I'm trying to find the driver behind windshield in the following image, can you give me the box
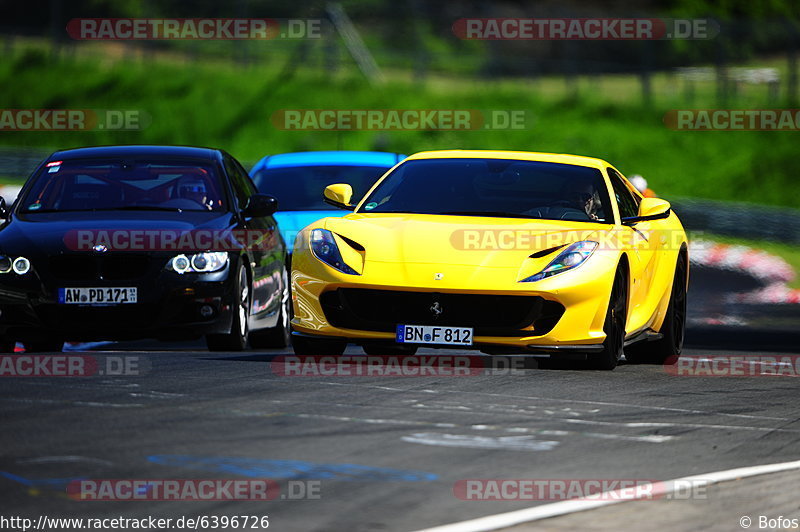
[571,181,603,221]
[20,161,226,213]
[175,177,213,210]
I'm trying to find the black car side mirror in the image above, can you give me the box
[0,196,8,219]
[242,193,278,217]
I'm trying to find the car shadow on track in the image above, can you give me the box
[685,327,800,354]
[200,351,633,373]
[201,353,288,363]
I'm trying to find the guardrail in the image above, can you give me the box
[0,147,49,178]
[671,198,800,245]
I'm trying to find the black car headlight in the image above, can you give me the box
[310,229,359,275]
[167,252,228,274]
[520,241,598,282]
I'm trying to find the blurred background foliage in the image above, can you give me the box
[0,0,799,207]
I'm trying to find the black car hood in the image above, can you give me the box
[0,211,237,255]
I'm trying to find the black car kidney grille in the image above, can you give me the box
[49,254,151,281]
[49,255,96,281]
[320,288,565,337]
[102,255,150,280]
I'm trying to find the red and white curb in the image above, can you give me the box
[732,283,800,305]
[689,240,800,304]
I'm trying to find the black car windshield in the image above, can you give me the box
[251,165,389,211]
[357,158,612,223]
[19,159,227,213]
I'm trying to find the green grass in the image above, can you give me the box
[2,45,800,208]
[700,233,800,289]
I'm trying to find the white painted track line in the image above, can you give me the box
[413,459,800,532]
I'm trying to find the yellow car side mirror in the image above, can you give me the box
[623,198,671,224]
[323,183,354,211]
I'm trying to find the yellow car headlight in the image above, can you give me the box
[520,241,598,282]
[310,229,359,275]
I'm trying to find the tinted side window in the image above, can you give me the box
[234,159,259,196]
[613,169,641,209]
[607,168,639,219]
[224,156,252,209]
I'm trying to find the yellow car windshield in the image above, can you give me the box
[358,158,611,223]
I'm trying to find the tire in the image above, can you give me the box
[588,266,628,370]
[291,334,347,357]
[206,262,250,352]
[362,344,418,356]
[25,337,64,353]
[626,253,687,365]
[249,278,291,349]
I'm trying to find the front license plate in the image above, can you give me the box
[396,325,473,346]
[58,287,138,305]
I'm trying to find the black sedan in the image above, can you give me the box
[0,145,290,352]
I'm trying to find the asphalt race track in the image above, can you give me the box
[1,267,799,531]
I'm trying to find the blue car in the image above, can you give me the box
[249,151,404,258]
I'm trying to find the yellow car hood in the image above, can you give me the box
[324,213,606,269]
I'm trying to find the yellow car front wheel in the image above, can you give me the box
[626,253,688,365]
[589,266,628,370]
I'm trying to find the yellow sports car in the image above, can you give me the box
[290,150,688,370]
